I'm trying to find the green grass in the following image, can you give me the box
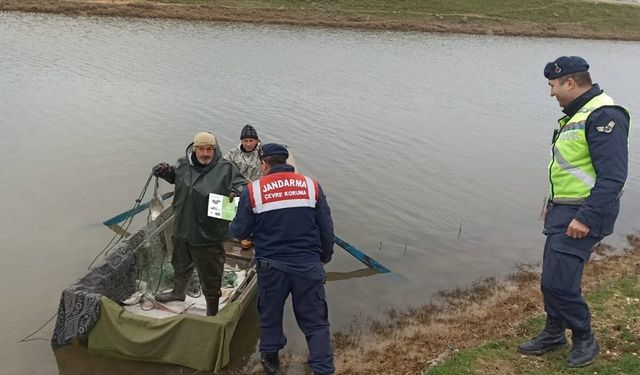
[425,340,640,375]
[425,275,640,375]
[153,0,640,37]
[5,0,640,39]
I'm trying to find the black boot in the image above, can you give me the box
[518,317,567,355]
[154,279,187,303]
[260,352,280,375]
[568,330,599,367]
[205,297,219,316]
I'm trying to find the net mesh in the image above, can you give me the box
[132,217,239,297]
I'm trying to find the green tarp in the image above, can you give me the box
[88,297,243,372]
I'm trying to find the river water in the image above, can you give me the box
[1,11,639,374]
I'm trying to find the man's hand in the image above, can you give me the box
[228,190,238,202]
[566,219,590,239]
[152,163,168,177]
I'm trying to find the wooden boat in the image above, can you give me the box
[51,204,257,373]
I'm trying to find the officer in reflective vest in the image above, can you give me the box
[518,56,630,368]
[229,143,335,375]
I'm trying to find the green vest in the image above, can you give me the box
[549,92,628,204]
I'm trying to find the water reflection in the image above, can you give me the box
[55,344,197,375]
[326,267,379,281]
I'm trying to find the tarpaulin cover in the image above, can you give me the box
[88,297,242,372]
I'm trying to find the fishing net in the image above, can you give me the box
[132,218,204,297]
[132,216,241,299]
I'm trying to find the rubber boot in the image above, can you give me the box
[518,317,567,355]
[260,352,280,375]
[568,330,599,367]
[154,279,188,303]
[205,296,219,316]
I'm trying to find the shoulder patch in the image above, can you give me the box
[596,120,615,133]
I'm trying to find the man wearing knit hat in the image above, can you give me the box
[517,56,630,368]
[224,124,263,250]
[224,124,263,182]
[151,132,246,316]
[230,143,335,375]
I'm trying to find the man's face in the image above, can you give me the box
[242,138,258,152]
[195,145,215,165]
[548,78,574,108]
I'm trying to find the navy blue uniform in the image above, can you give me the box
[543,84,629,333]
[229,164,335,375]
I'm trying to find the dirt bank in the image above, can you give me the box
[222,235,639,374]
[330,235,640,375]
[3,0,640,41]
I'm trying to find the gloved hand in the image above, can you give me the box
[152,163,169,177]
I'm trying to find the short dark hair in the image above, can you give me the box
[559,71,592,87]
[262,155,287,166]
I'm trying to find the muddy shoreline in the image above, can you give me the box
[3,0,640,41]
[223,236,640,374]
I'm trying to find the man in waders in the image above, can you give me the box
[518,56,630,367]
[152,132,246,316]
[229,143,335,375]
[224,124,263,250]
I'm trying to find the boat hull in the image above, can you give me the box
[52,205,256,372]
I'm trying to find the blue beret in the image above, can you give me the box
[260,143,289,159]
[544,56,589,80]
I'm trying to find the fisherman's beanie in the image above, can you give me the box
[240,124,258,140]
[193,132,216,147]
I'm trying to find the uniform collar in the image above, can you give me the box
[267,164,295,174]
[562,84,602,117]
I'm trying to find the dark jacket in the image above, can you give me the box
[228,164,334,279]
[161,143,246,245]
[545,84,630,238]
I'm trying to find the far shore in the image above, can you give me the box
[3,0,640,41]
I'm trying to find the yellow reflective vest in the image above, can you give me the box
[549,93,629,204]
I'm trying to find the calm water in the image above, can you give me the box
[1,11,639,374]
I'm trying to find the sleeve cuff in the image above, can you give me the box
[574,209,595,230]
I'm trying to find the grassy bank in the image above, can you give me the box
[426,274,640,374]
[3,0,640,40]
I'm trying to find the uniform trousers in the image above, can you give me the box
[541,233,602,332]
[256,259,334,375]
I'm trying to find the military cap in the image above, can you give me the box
[544,56,589,80]
[260,143,289,159]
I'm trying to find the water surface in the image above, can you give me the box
[1,12,639,374]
